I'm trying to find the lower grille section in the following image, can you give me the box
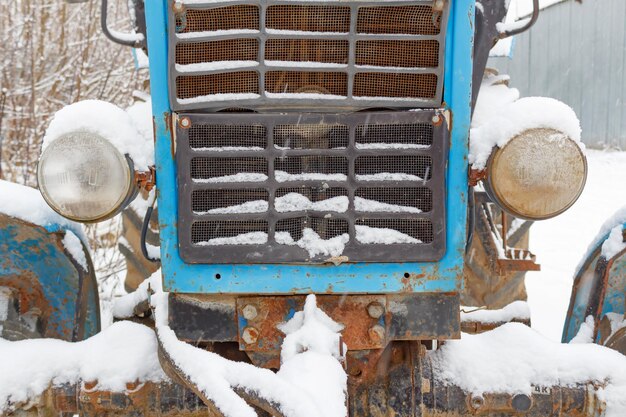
[176,111,448,264]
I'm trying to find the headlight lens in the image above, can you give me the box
[486,128,587,220]
[38,131,136,222]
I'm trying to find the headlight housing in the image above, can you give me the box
[485,128,587,220]
[37,131,138,223]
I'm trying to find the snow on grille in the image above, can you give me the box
[169,1,448,110]
[176,111,447,263]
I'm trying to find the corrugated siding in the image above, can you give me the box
[489,0,626,148]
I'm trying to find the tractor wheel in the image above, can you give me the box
[462,197,532,309]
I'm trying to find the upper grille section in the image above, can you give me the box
[169,0,449,111]
[176,110,448,264]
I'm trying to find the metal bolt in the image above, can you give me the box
[432,114,441,124]
[242,326,259,344]
[367,302,384,319]
[470,395,484,410]
[172,1,184,12]
[368,324,385,343]
[242,304,258,320]
[179,117,191,128]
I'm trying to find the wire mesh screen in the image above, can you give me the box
[176,111,448,264]
[168,0,448,110]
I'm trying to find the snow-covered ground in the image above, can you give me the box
[527,149,626,341]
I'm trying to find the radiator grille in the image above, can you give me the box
[169,0,448,110]
[176,111,448,263]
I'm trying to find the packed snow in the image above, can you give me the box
[265,92,348,101]
[276,229,349,258]
[193,173,268,183]
[42,100,154,171]
[356,172,423,182]
[354,196,422,213]
[460,301,530,324]
[355,225,420,244]
[265,61,347,69]
[61,230,88,271]
[470,83,582,169]
[0,321,166,413]
[196,231,268,246]
[175,60,258,73]
[176,29,259,40]
[274,171,347,182]
[196,200,269,215]
[275,193,348,213]
[0,180,84,239]
[355,142,429,150]
[178,93,261,105]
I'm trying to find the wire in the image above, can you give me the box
[141,192,160,263]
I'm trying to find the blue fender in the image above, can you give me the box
[563,221,626,344]
[0,213,100,341]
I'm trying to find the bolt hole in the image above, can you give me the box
[215,274,221,280]
[404,272,410,278]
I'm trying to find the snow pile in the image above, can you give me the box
[197,231,268,246]
[276,295,348,417]
[62,230,88,271]
[43,100,154,171]
[176,60,258,73]
[0,321,166,413]
[601,224,626,259]
[276,229,349,258]
[0,180,84,239]
[460,301,530,324]
[275,193,349,213]
[431,323,626,416]
[570,315,595,344]
[126,99,154,144]
[355,225,420,244]
[469,78,582,169]
[355,142,429,150]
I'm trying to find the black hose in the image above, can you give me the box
[141,198,160,263]
[465,186,475,254]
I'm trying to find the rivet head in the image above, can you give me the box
[242,304,258,320]
[432,114,441,124]
[242,326,259,344]
[368,324,385,343]
[367,302,385,319]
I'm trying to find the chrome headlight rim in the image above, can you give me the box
[484,128,588,221]
[37,131,139,223]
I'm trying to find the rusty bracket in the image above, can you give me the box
[468,168,487,187]
[135,166,156,192]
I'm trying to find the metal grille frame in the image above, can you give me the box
[168,0,449,111]
[176,110,448,264]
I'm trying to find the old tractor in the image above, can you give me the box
[3,0,616,415]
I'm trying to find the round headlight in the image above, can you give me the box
[485,128,587,220]
[38,131,137,222]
